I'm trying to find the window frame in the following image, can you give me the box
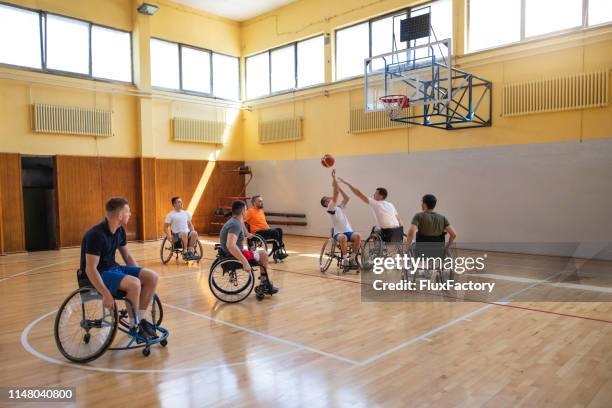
[151,36,240,101]
[467,0,612,54]
[0,2,134,85]
[245,33,325,100]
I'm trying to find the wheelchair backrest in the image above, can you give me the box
[414,233,446,259]
[76,269,91,288]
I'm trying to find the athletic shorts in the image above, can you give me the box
[334,231,353,241]
[100,265,142,298]
[241,249,260,262]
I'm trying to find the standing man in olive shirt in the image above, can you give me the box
[406,194,457,247]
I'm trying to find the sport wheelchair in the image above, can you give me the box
[403,234,456,284]
[244,222,287,263]
[208,244,276,303]
[360,226,407,271]
[54,270,169,363]
[160,234,203,264]
[319,230,360,274]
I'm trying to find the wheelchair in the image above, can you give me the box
[245,223,287,263]
[54,270,169,363]
[208,244,274,303]
[360,226,407,271]
[403,234,456,284]
[160,233,203,264]
[319,230,361,274]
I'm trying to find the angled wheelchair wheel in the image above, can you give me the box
[319,238,335,273]
[209,258,255,303]
[160,237,175,264]
[193,240,204,261]
[436,246,456,283]
[247,235,268,254]
[149,294,164,326]
[361,234,383,271]
[54,287,118,363]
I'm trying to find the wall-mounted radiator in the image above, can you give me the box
[32,103,113,137]
[349,108,409,133]
[258,117,302,144]
[172,117,226,144]
[501,70,609,117]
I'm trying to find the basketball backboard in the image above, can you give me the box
[365,38,452,112]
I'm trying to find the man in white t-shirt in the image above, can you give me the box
[164,197,199,260]
[338,178,404,242]
[320,170,361,266]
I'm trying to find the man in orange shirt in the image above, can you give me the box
[246,195,288,260]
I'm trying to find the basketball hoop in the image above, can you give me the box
[379,95,409,120]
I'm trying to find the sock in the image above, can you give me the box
[137,310,146,321]
[130,316,138,327]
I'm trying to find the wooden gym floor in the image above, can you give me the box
[1,235,611,407]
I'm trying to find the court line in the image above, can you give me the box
[359,268,571,365]
[0,260,74,283]
[268,265,612,324]
[21,309,302,374]
[358,304,495,366]
[165,304,361,366]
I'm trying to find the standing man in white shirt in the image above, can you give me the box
[338,178,404,242]
[164,197,199,260]
[320,170,361,266]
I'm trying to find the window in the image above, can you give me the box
[525,0,582,37]
[270,44,295,93]
[0,4,41,69]
[469,0,612,52]
[336,22,369,80]
[46,14,89,74]
[589,0,612,26]
[469,0,521,52]
[181,46,211,94]
[92,26,131,82]
[411,0,452,62]
[212,53,239,100]
[297,35,325,87]
[246,52,270,99]
[151,38,240,98]
[0,4,133,82]
[150,39,180,89]
[336,1,452,79]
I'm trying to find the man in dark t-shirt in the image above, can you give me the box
[80,197,159,339]
[406,194,457,246]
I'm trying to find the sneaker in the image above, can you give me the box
[263,282,279,295]
[139,319,158,339]
[276,251,288,260]
[260,276,279,294]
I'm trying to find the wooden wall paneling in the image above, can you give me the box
[0,153,25,252]
[140,158,158,241]
[99,158,141,241]
[0,169,4,254]
[55,156,103,247]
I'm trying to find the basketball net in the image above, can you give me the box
[379,95,409,120]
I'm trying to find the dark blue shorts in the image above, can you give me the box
[334,231,353,241]
[100,266,142,298]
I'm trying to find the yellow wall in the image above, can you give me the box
[0,0,611,163]
[0,0,243,161]
[240,0,612,161]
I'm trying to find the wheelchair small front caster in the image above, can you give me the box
[83,333,90,344]
[160,339,168,347]
[143,347,151,357]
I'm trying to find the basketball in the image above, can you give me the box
[321,154,335,168]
